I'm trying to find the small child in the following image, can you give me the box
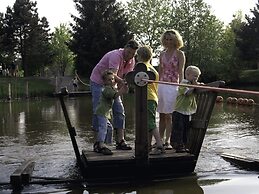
[171,65,201,153]
[94,70,129,155]
[136,45,165,155]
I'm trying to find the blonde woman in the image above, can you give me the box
[157,29,185,149]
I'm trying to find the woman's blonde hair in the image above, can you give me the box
[161,29,184,49]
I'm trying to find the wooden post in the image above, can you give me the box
[10,159,35,190]
[125,63,156,168]
[8,83,11,100]
[135,83,149,164]
[57,87,84,174]
[55,76,58,93]
[25,81,29,98]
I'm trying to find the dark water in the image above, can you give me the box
[1,94,259,193]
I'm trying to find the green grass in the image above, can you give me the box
[239,69,259,83]
[0,77,55,100]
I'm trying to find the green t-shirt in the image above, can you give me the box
[95,85,117,119]
[175,79,197,115]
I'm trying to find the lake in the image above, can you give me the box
[0,93,259,193]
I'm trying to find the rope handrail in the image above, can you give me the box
[75,70,90,87]
[142,79,259,96]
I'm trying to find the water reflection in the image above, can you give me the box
[67,176,204,194]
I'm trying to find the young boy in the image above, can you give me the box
[136,45,165,155]
[94,70,129,155]
[170,65,201,153]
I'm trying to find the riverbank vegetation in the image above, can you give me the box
[0,0,259,86]
[0,77,55,100]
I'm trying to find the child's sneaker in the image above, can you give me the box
[149,146,165,155]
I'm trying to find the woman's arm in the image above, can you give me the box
[158,53,163,76]
[177,50,186,82]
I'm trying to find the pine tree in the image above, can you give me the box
[70,0,132,76]
[235,0,259,69]
[12,0,52,76]
[0,7,17,67]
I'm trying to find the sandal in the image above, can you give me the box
[99,147,113,155]
[164,142,173,150]
[93,142,113,155]
[116,140,132,150]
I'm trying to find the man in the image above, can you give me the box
[90,40,139,150]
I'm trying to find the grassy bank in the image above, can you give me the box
[238,69,259,84]
[0,77,55,100]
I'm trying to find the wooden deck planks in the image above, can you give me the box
[82,148,194,161]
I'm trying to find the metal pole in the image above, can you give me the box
[57,89,84,173]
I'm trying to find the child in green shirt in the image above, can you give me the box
[94,70,128,155]
[171,65,201,153]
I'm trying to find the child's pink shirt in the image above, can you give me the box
[90,49,135,85]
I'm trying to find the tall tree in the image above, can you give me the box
[12,0,52,76]
[170,0,224,81]
[70,0,132,76]
[235,0,259,69]
[126,0,172,53]
[217,11,243,82]
[50,24,75,76]
[0,7,17,67]
[124,0,225,81]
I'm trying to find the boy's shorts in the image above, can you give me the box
[147,100,157,132]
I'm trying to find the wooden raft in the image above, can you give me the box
[78,63,225,184]
[81,148,196,184]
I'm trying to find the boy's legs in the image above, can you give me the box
[105,121,113,144]
[171,111,189,152]
[148,100,164,155]
[94,115,113,155]
[90,81,114,144]
[96,115,108,146]
[171,111,183,149]
[183,115,191,149]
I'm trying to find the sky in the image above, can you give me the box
[0,0,258,31]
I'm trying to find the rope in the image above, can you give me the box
[75,70,90,87]
[142,79,259,96]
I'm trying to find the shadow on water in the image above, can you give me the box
[1,92,259,193]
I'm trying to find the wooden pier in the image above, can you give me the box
[57,63,225,185]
